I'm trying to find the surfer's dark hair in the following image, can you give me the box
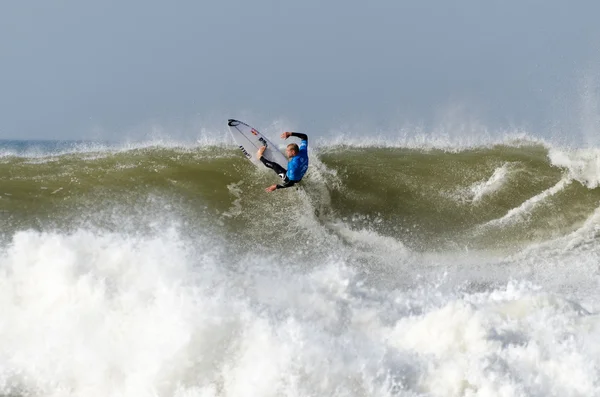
[287,143,299,154]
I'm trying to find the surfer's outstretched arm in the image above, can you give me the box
[281,132,308,142]
[291,132,308,142]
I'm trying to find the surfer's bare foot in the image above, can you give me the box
[265,184,277,192]
[257,146,266,159]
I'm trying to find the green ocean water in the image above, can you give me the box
[1,142,597,252]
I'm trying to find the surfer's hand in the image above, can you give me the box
[257,146,266,159]
[281,132,291,139]
[266,184,278,192]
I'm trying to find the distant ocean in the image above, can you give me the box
[1,135,600,396]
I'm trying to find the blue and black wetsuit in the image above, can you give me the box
[260,133,308,189]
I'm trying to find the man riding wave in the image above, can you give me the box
[257,131,309,192]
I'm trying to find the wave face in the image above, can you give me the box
[1,139,600,396]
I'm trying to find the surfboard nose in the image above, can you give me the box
[228,119,240,127]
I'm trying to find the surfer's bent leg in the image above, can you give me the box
[259,157,298,189]
[259,157,286,177]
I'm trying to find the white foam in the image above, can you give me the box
[3,122,597,168]
[447,163,514,204]
[549,147,600,188]
[477,146,600,230]
[521,204,600,256]
[221,181,245,219]
[0,136,232,160]
[315,126,548,152]
[0,228,599,396]
[470,163,512,202]
[0,228,227,396]
[0,122,558,161]
[387,281,600,397]
[482,178,572,228]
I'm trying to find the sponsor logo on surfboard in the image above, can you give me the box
[258,137,268,147]
[238,145,251,158]
[250,129,259,136]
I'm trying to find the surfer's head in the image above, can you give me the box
[286,143,299,158]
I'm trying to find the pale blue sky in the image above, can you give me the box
[1,0,599,140]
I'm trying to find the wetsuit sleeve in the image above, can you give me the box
[290,132,308,142]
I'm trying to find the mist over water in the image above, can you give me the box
[1,129,600,397]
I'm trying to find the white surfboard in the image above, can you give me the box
[227,119,288,169]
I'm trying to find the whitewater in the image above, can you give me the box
[1,133,600,397]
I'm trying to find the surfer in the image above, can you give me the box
[257,132,309,192]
